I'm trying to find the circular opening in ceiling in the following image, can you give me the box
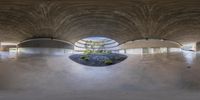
[69,37,127,67]
[74,37,119,52]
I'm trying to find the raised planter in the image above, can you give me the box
[69,53,127,67]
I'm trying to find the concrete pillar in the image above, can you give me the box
[0,42,2,51]
[193,43,197,51]
[196,42,200,51]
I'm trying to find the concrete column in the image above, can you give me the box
[196,42,200,51]
[193,43,197,51]
[0,42,2,51]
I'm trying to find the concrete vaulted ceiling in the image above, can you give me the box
[0,0,200,45]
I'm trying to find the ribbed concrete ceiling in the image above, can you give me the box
[0,0,200,44]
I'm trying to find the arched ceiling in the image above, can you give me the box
[0,0,200,44]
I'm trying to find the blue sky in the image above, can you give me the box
[83,37,109,41]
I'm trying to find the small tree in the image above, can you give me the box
[83,40,108,54]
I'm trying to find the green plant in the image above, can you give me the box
[83,50,93,55]
[106,50,112,54]
[80,55,89,61]
[104,59,113,65]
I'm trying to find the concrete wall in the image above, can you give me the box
[18,39,74,49]
[17,39,74,55]
[119,39,181,49]
[0,45,16,51]
[18,48,73,55]
[118,39,181,54]
[196,42,200,51]
[119,48,181,54]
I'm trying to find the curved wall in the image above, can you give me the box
[119,39,181,49]
[18,39,74,55]
[118,39,181,54]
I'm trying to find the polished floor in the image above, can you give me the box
[0,51,200,100]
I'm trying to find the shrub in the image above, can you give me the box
[83,50,93,55]
[104,59,113,65]
[80,55,89,61]
[83,50,112,55]
[106,50,112,54]
[94,50,103,54]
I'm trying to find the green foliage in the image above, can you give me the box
[106,50,112,54]
[80,55,89,61]
[83,49,112,55]
[84,39,109,54]
[104,59,113,65]
[83,50,93,55]
[94,50,105,54]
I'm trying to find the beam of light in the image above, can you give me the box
[182,50,196,66]
[1,42,18,46]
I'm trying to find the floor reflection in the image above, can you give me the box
[0,51,200,100]
[182,51,196,66]
[0,52,17,59]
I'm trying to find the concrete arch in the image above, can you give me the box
[17,38,74,55]
[119,39,181,49]
[0,0,199,45]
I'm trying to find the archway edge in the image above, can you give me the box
[119,39,182,49]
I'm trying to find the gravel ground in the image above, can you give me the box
[69,53,127,66]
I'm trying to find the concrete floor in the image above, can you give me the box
[0,51,200,100]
